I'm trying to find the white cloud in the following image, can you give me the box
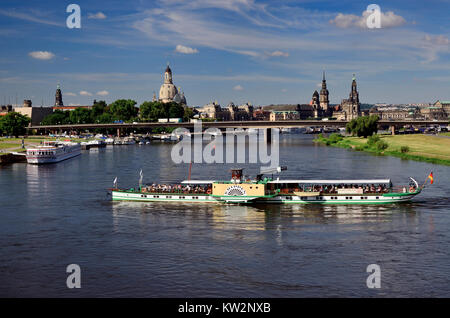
[0,9,63,27]
[96,90,109,96]
[65,92,77,96]
[132,8,328,58]
[175,44,199,54]
[28,51,55,60]
[88,12,107,20]
[233,85,244,91]
[79,91,93,96]
[330,10,405,29]
[421,34,450,63]
[268,50,289,57]
[424,34,450,46]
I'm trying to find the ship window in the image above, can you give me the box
[376,197,379,199]
[256,187,258,189]
[166,196,171,199]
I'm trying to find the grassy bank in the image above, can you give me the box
[0,136,59,154]
[315,133,450,166]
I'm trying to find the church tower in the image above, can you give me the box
[349,74,359,105]
[339,74,361,120]
[164,65,173,84]
[55,83,63,107]
[159,64,178,103]
[319,71,330,115]
[312,90,321,118]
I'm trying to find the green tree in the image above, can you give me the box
[96,112,114,123]
[41,110,70,125]
[91,100,107,120]
[167,102,184,119]
[109,99,138,121]
[139,101,161,121]
[69,107,93,124]
[0,112,31,137]
[346,115,379,138]
[183,107,195,122]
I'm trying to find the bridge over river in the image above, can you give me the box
[28,119,448,136]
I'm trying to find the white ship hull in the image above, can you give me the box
[26,143,81,164]
[112,190,419,204]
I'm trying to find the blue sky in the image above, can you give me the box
[0,0,449,107]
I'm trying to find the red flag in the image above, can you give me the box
[428,172,434,185]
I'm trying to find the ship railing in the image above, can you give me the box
[274,187,417,195]
[141,189,212,195]
[388,186,418,194]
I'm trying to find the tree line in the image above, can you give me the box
[41,100,194,125]
[0,112,30,137]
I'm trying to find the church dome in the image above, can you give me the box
[173,93,182,104]
[159,84,178,103]
[159,64,178,103]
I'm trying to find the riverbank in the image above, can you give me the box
[315,133,450,166]
[0,137,58,154]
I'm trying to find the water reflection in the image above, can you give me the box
[110,198,420,232]
[3,134,448,297]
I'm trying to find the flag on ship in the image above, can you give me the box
[139,169,143,187]
[427,172,434,184]
[113,177,118,188]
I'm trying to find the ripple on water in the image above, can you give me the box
[0,135,449,297]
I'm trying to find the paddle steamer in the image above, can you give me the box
[111,167,423,204]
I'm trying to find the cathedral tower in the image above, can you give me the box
[339,74,361,120]
[55,83,63,107]
[319,71,330,115]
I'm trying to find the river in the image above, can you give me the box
[0,134,449,297]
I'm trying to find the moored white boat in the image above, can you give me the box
[26,141,81,164]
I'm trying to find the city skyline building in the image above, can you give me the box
[55,83,64,107]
